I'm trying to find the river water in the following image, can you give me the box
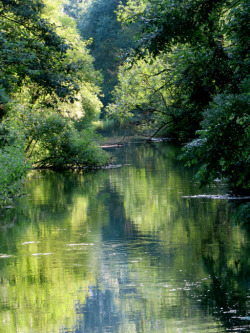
[0,141,249,333]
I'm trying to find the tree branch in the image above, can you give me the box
[137,67,171,78]
[146,119,175,143]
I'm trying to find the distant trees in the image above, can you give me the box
[107,0,250,193]
[67,0,137,110]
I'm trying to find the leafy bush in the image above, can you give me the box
[181,91,250,193]
[0,105,109,206]
[31,122,109,169]
[5,107,109,169]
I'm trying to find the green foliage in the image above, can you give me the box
[0,102,109,204]
[0,0,104,115]
[0,125,29,206]
[0,0,77,110]
[0,0,110,204]
[118,0,248,58]
[110,0,250,192]
[181,91,250,192]
[106,54,176,135]
[4,106,109,170]
[107,46,219,139]
[64,0,87,19]
[74,0,137,110]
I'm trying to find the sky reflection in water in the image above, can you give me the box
[0,142,249,333]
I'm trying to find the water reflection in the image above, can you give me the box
[0,143,249,333]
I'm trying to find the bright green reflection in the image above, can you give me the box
[0,143,249,333]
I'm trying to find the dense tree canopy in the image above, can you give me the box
[0,0,76,112]
[108,0,250,193]
[0,0,109,206]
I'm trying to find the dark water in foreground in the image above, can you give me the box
[0,142,249,333]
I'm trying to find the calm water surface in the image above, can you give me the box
[0,142,249,333]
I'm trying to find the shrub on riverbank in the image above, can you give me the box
[181,91,250,194]
[0,109,109,206]
[7,107,109,170]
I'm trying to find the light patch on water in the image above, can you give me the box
[66,243,94,246]
[102,164,122,169]
[182,194,250,200]
[238,317,250,321]
[31,253,52,256]
[22,241,38,245]
[0,254,13,258]
[224,310,237,314]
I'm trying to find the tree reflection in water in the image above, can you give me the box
[0,142,249,333]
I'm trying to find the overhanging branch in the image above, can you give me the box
[146,119,175,142]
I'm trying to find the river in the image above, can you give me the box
[0,140,249,332]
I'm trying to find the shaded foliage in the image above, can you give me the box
[0,0,79,116]
[108,0,250,192]
[181,91,250,192]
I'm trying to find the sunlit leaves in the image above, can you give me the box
[0,0,102,107]
[4,106,109,169]
[0,0,110,203]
